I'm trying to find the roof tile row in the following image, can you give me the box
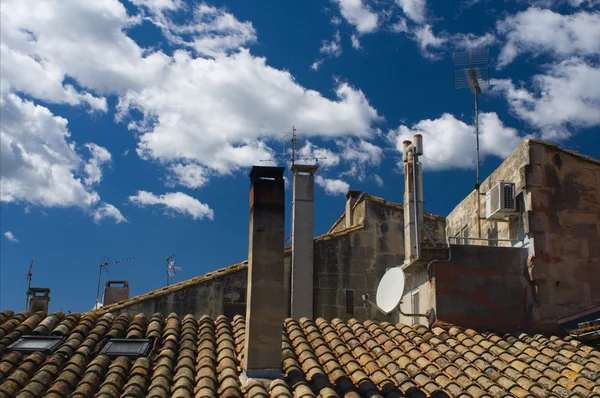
[0,309,599,397]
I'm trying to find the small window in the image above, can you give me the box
[8,335,64,354]
[100,338,152,359]
[411,290,420,325]
[345,290,355,316]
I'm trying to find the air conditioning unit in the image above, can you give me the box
[485,182,517,221]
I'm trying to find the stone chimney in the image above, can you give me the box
[345,190,361,228]
[28,287,50,315]
[243,165,286,382]
[403,135,424,263]
[290,164,318,319]
[103,280,130,306]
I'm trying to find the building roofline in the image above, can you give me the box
[526,139,600,167]
[96,223,367,313]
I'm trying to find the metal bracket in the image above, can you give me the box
[361,294,430,318]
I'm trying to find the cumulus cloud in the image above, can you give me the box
[0,88,126,222]
[129,190,214,220]
[167,163,210,189]
[117,50,380,174]
[492,58,600,139]
[336,139,383,180]
[396,0,427,23]
[497,8,600,68]
[331,0,379,33]
[4,231,19,243]
[388,112,525,171]
[83,144,112,186]
[312,30,343,70]
[93,203,128,224]
[133,1,257,57]
[315,175,350,195]
[296,141,341,168]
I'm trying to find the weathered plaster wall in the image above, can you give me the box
[399,267,435,327]
[106,269,248,319]
[434,245,533,332]
[446,140,600,328]
[526,142,600,323]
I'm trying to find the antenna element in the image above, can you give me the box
[25,260,34,310]
[166,255,181,286]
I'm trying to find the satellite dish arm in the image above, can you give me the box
[361,294,431,318]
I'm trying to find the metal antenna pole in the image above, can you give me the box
[25,260,34,310]
[452,48,489,239]
[95,256,135,307]
[291,126,297,168]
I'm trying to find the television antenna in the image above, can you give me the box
[453,48,490,239]
[25,260,34,310]
[166,254,181,286]
[260,126,327,167]
[95,256,135,307]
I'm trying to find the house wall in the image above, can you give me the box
[446,140,600,328]
[433,244,533,332]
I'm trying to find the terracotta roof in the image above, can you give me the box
[1,310,599,397]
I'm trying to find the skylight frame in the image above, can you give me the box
[99,338,153,359]
[8,335,65,354]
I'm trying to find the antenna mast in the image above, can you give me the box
[25,260,34,310]
[166,254,181,286]
[95,256,135,307]
[452,48,490,239]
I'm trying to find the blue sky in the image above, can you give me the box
[1,0,599,313]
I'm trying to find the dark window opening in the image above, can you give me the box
[8,335,64,354]
[100,338,152,359]
[345,290,355,316]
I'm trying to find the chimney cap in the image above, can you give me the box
[345,190,362,199]
[105,280,129,288]
[28,287,50,296]
[249,166,285,181]
[291,164,318,173]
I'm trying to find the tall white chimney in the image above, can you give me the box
[404,135,424,263]
[290,164,317,319]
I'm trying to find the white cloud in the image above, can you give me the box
[388,112,524,171]
[452,32,496,50]
[117,50,380,174]
[491,58,600,139]
[136,2,258,57]
[412,25,447,58]
[129,190,214,220]
[168,163,210,189]
[310,60,324,71]
[336,139,383,180]
[93,203,128,224]
[320,31,342,57]
[83,143,112,186]
[497,8,600,68]
[396,0,427,23]
[4,231,19,243]
[351,34,361,49]
[331,0,379,33]
[374,174,384,186]
[315,175,350,195]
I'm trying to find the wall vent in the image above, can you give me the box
[485,182,518,221]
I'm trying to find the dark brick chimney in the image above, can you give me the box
[103,280,130,306]
[242,166,286,382]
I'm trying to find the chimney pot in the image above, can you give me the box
[243,165,286,382]
[28,287,50,315]
[345,190,361,228]
[103,280,130,306]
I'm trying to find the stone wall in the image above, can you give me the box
[526,142,600,323]
[101,194,448,322]
[446,139,600,328]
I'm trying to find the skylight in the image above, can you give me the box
[99,338,152,359]
[8,335,64,354]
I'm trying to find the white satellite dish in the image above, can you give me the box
[376,267,406,314]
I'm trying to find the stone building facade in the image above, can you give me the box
[446,139,600,326]
[96,193,447,322]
